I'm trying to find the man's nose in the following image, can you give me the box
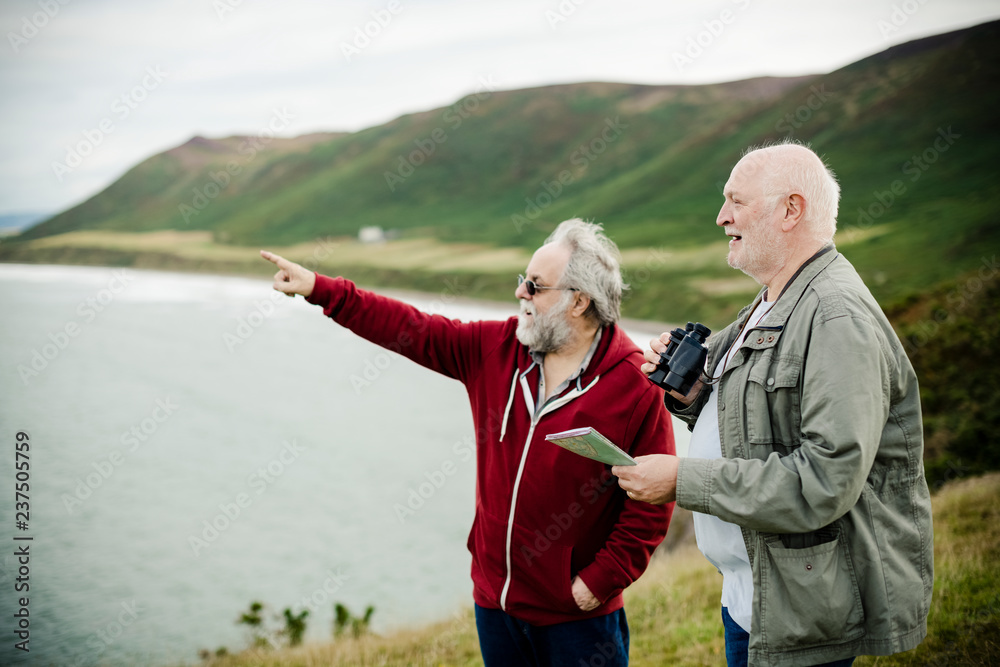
[716,203,731,227]
[515,281,531,300]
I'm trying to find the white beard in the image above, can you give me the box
[729,214,786,285]
[515,291,574,353]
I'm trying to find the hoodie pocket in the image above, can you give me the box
[759,533,865,650]
[469,510,508,601]
[508,522,579,614]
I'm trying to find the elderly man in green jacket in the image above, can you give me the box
[614,142,933,666]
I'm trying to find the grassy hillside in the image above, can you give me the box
[6,21,1000,319]
[887,263,1000,488]
[185,472,1000,666]
[18,76,813,248]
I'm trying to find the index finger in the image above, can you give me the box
[260,250,289,269]
[648,336,667,355]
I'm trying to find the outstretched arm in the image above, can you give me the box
[260,250,316,297]
[261,250,502,384]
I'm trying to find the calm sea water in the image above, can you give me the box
[0,264,687,666]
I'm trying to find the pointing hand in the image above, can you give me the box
[260,250,316,298]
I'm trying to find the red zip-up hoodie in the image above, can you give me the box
[306,275,674,625]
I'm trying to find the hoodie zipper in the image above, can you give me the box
[498,372,599,611]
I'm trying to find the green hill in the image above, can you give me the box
[19,75,815,247]
[10,20,1000,316]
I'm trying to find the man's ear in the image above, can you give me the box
[572,292,591,319]
[781,193,806,232]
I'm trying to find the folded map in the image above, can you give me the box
[544,427,636,466]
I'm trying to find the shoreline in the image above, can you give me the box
[0,259,684,335]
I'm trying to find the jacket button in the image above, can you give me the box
[767,335,775,343]
[720,402,725,411]
[805,563,813,571]
[767,378,775,386]
[756,337,764,344]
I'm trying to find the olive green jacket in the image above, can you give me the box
[669,248,933,666]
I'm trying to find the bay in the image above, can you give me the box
[0,264,687,666]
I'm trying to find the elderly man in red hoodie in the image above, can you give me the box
[261,218,674,666]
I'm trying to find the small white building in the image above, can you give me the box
[358,226,386,244]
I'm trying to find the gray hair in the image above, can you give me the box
[743,139,841,246]
[544,218,626,326]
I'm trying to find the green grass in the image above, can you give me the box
[186,473,1000,666]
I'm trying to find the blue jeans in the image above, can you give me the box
[475,604,629,667]
[722,607,855,667]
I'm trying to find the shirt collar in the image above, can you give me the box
[529,327,603,381]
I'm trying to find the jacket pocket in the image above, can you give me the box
[759,533,865,650]
[745,352,802,450]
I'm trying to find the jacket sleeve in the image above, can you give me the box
[675,310,890,534]
[578,382,675,602]
[305,273,493,384]
[664,383,710,430]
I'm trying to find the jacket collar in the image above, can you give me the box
[740,244,839,330]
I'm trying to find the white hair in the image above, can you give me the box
[742,140,841,246]
[544,218,626,327]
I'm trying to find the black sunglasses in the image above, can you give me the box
[517,275,579,296]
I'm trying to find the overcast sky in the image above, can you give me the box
[1,0,998,218]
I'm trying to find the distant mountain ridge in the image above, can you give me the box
[0,212,50,229]
[14,20,1000,306]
